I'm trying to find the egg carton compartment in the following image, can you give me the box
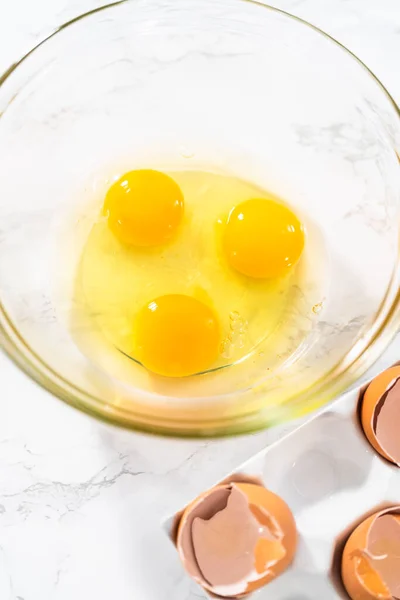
[163,364,400,600]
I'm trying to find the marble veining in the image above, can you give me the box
[1,1,400,599]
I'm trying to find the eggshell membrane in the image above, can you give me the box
[176,482,297,598]
[341,506,400,600]
[239,483,297,595]
[176,485,231,590]
[361,366,400,465]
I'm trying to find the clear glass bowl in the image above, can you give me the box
[1,0,400,437]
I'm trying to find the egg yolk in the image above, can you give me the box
[135,294,220,377]
[103,169,184,246]
[223,198,305,279]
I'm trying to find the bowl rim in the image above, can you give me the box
[1,0,400,437]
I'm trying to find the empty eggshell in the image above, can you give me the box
[341,506,400,600]
[361,366,400,466]
[176,482,297,598]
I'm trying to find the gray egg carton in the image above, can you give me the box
[163,363,400,599]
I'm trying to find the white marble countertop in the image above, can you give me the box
[1,1,400,599]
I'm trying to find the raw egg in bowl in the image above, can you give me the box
[0,0,400,436]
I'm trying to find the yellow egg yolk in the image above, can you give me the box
[135,294,220,377]
[103,169,184,246]
[223,198,305,279]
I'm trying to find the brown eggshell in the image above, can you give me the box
[341,506,400,600]
[176,485,231,591]
[361,366,400,465]
[238,483,297,595]
[176,482,297,598]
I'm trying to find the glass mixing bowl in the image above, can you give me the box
[1,0,400,437]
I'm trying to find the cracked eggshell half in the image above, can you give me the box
[361,366,400,466]
[341,506,400,600]
[176,482,297,598]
